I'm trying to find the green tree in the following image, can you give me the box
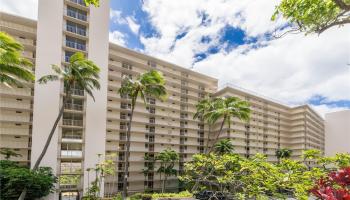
[272,0,350,35]
[18,52,100,200]
[118,69,167,199]
[142,153,155,191]
[0,160,56,200]
[275,148,292,163]
[84,0,99,6]
[213,139,234,155]
[156,148,179,193]
[207,97,250,152]
[0,31,34,87]
[193,96,216,153]
[0,148,22,160]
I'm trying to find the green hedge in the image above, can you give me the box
[129,191,192,200]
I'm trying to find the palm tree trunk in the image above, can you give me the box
[122,105,135,200]
[205,125,211,153]
[18,90,70,200]
[162,175,167,193]
[208,117,226,153]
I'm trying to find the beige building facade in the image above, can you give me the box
[325,110,350,156]
[0,6,324,199]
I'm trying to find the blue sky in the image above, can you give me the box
[1,0,350,116]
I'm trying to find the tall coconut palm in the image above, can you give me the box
[18,52,100,200]
[207,97,250,153]
[0,31,34,87]
[193,96,216,153]
[275,148,292,163]
[213,139,234,155]
[118,70,167,199]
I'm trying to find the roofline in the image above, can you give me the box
[109,42,218,83]
[0,11,37,27]
[215,85,324,119]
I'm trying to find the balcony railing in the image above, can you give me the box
[61,150,83,157]
[69,0,86,6]
[66,25,87,36]
[67,9,87,21]
[71,89,84,96]
[64,103,83,111]
[63,119,83,126]
[66,40,86,51]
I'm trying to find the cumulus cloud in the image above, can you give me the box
[126,16,140,35]
[140,0,350,115]
[109,30,127,46]
[0,0,38,19]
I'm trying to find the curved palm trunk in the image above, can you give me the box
[122,105,135,200]
[18,91,70,200]
[208,117,226,153]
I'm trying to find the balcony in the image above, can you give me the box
[65,40,86,51]
[69,0,86,6]
[71,89,84,96]
[66,9,87,21]
[66,25,86,36]
[64,103,83,111]
[61,150,83,158]
[62,119,83,126]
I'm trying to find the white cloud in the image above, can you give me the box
[126,16,140,35]
[109,30,127,47]
[0,0,38,19]
[140,0,350,112]
[110,8,127,25]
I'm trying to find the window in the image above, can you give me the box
[67,6,87,21]
[66,21,86,36]
[66,36,86,51]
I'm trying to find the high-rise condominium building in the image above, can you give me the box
[0,2,324,199]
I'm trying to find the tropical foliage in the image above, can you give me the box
[0,31,34,87]
[193,96,216,153]
[275,148,293,162]
[0,160,56,200]
[206,96,250,152]
[156,148,179,193]
[180,151,350,200]
[213,139,234,155]
[118,69,167,198]
[272,0,350,35]
[83,154,116,200]
[0,148,22,160]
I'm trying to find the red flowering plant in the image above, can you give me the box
[310,167,350,200]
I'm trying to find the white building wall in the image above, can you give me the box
[83,0,110,195]
[31,0,64,199]
[325,110,350,156]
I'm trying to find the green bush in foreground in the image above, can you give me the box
[127,191,192,200]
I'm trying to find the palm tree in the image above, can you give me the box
[276,148,292,163]
[118,70,167,199]
[213,139,234,155]
[156,148,179,193]
[18,52,100,200]
[193,96,216,153]
[207,97,250,153]
[0,31,34,87]
[0,148,22,160]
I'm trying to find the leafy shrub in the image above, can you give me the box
[151,191,192,199]
[0,160,56,200]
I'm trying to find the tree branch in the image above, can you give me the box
[317,19,350,34]
[332,0,350,10]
